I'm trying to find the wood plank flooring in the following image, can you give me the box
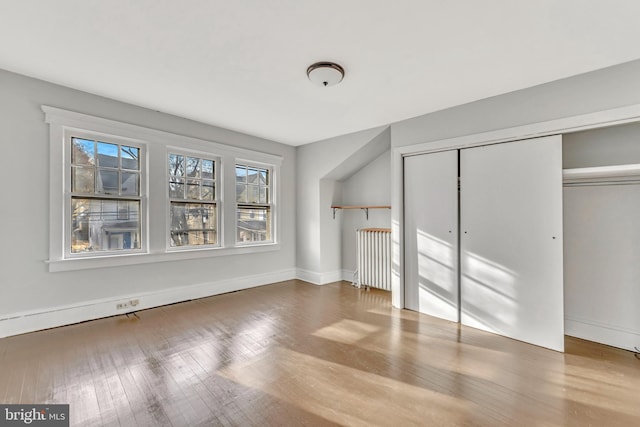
[1,280,638,426]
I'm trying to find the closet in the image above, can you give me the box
[561,123,640,351]
[404,150,459,323]
[404,135,565,351]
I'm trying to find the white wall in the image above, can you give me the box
[339,150,391,275]
[563,123,640,350]
[295,126,389,283]
[0,69,297,337]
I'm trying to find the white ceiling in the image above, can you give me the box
[2,1,640,146]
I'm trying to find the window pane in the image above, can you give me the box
[259,169,268,185]
[259,187,269,204]
[97,169,119,194]
[117,200,132,220]
[247,185,259,203]
[71,166,95,193]
[236,166,246,183]
[247,168,259,184]
[97,142,119,168]
[186,179,200,199]
[170,203,188,233]
[202,159,214,180]
[72,138,95,165]
[169,178,184,198]
[171,203,216,230]
[237,206,270,243]
[170,202,216,247]
[71,198,140,253]
[121,172,139,196]
[186,157,200,178]
[236,183,246,202]
[202,180,215,201]
[169,154,184,176]
[170,231,217,247]
[121,146,139,170]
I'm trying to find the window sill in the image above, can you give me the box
[46,243,281,272]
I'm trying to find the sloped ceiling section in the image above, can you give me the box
[324,127,391,182]
[1,1,640,145]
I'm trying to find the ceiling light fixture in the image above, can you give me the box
[307,62,345,87]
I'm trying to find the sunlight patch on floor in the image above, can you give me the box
[312,319,381,345]
[217,346,489,426]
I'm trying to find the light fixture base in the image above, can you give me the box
[307,62,345,87]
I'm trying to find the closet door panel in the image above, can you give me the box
[404,151,459,322]
[460,135,564,351]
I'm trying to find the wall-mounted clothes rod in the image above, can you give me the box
[331,205,391,220]
[563,180,640,187]
[563,164,640,187]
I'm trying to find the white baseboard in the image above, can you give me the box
[565,315,640,352]
[0,268,296,339]
[342,269,355,282]
[295,268,344,285]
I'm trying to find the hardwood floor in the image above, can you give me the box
[1,280,638,426]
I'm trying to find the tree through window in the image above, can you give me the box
[168,153,218,247]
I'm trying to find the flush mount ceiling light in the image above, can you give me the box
[307,62,345,87]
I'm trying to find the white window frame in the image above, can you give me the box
[166,148,221,250]
[65,129,147,259]
[44,106,282,272]
[235,161,276,245]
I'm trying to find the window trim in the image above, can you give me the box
[65,130,148,259]
[44,106,282,272]
[166,148,221,251]
[235,161,276,245]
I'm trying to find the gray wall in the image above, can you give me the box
[563,122,640,168]
[295,126,387,280]
[340,150,391,274]
[392,59,640,148]
[0,69,296,318]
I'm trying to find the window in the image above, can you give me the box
[45,106,282,272]
[168,153,218,247]
[236,164,272,243]
[69,137,143,255]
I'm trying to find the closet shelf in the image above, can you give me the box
[331,205,391,220]
[563,164,640,186]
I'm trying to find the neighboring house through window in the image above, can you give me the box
[69,135,145,256]
[236,164,273,243]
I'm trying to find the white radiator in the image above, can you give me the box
[355,228,392,291]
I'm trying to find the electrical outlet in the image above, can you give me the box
[116,299,140,310]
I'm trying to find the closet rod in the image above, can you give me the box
[563,180,640,187]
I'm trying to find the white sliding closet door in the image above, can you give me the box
[460,135,564,351]
[404,150,459,322]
